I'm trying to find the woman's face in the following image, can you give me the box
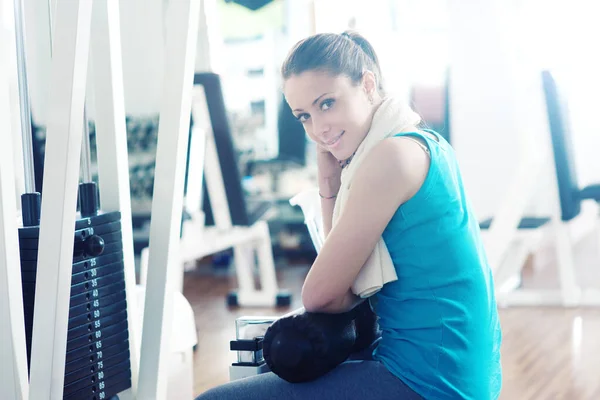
[284,70,376,160]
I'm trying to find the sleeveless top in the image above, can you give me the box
[371,130,502,399]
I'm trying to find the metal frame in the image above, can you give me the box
[169,83,282,307]
[491,166,600,308]
[480,99,600,307]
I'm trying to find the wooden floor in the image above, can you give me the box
[183,230,600,399]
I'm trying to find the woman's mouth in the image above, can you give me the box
[324,131,345,148]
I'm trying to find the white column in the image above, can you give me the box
[27,1,93,398]
[118,0,165,116]
[0,8,29,397]
[90,0,140,398]
[4,0,26,202]
[195,0,223,73]
[137,0,200,398]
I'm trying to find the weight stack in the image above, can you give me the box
[18,185,132,400]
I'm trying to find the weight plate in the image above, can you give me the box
[63,344,130,386]
[64,329,129,364]
[18,211,121,239]
[63,359,131,395]
[24,299,127,332]
[20,251,124,273]
[21,260,124,285]
[19,240,123,262]
[63,369,131,399]
[64,338,129,374]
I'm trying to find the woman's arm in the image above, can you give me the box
[302,137,430,313]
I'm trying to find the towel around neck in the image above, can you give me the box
[332,96,422,298]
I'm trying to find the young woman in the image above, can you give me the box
[197,31,502,400]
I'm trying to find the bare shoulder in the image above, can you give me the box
[353,134,431,203]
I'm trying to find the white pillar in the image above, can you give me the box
[137,0,200,398]
[90,1,140,397]
[0,5,29,396]
[28,1,93,398]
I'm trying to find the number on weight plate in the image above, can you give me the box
[99,382,105,390]
[90,258,97,267]
[86,218,91,226]
[99,392,105,400]
[98,371,104,380]
[91,279,98,287]
[92,289,99,297]
[96,350,103,359]
[95,331,101,339]
[96,341,102,349]
[91,268,97,277]
[93,299,99,307]
[97,361,104,369]
[94,310,100,318]
[94,320,101,329]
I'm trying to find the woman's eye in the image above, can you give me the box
[321,99,334,111]
[296,113,309,123]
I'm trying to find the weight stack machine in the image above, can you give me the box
[13,0,132,398]
[19,188,132,400]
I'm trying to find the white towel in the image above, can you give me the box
[332,96,422,298]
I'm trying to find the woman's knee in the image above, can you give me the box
[195,373,282,400]
[195,386,224,400]
[196,383,247,400]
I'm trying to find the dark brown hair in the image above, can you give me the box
[281,30,384,93]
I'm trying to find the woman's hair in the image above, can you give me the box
[281,30,384,93]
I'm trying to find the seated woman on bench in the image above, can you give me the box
[197,31,502,400]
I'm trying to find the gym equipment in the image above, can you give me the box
[19,204,132,399]
[142,72,292,307]
[245,94,308,192]
[542,71,600,220]
[478,70,600,307]
[2,0,203,398]
[13,0,132,395]
[195,73,274,229]
[228,315,278,381]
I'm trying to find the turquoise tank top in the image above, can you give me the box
[371,130,502,399]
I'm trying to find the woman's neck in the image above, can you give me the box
[339,97,386,168]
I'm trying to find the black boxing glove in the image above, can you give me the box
[352,299,381,353]
[262,301,379,383]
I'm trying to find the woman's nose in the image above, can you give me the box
[312,115,330,136]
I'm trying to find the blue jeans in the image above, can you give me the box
[196,342,423,400]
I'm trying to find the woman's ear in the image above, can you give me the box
[362,70,377,97]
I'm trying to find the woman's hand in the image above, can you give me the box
[316,145,341,180]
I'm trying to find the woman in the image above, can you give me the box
[197,31,502,400]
